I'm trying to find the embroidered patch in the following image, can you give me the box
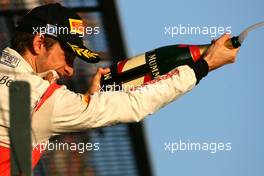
[69,18,84,35]
[46,24,58,37]
[0,51,21,68]
[67,42,98,59]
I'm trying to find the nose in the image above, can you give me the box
[64,65,74,77]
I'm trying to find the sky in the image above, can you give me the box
[117,0,264,175]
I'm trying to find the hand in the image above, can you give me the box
[204,34,240,71]
[86,67,110,95]
[41,70,60,84]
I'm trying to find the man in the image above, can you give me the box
[0,3,239,175]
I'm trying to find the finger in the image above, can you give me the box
[233,47,240,52]
[92,68,104,83]
[43,71,59,84]
[215,33,230,45]
[211,39,216,44]
[100,67,110,75]
[43,72,54,83]
[232,48,240,56]
[92,67,109,85]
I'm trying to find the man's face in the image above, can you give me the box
[36,42,75,77]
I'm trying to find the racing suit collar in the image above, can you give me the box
[2,47,60,83]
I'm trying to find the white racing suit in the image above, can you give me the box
[0,47,208,175]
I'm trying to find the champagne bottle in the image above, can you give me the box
[101,36,241,91]
[100,21,264,91]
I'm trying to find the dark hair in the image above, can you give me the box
[10,31,58,55]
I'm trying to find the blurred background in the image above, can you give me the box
[0,0,264,176]
[117,0,264,176]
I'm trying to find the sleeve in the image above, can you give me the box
[51,62,208,133]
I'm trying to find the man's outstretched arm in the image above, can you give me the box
[50,34,239,133]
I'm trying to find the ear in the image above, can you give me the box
[32,34,45,55]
